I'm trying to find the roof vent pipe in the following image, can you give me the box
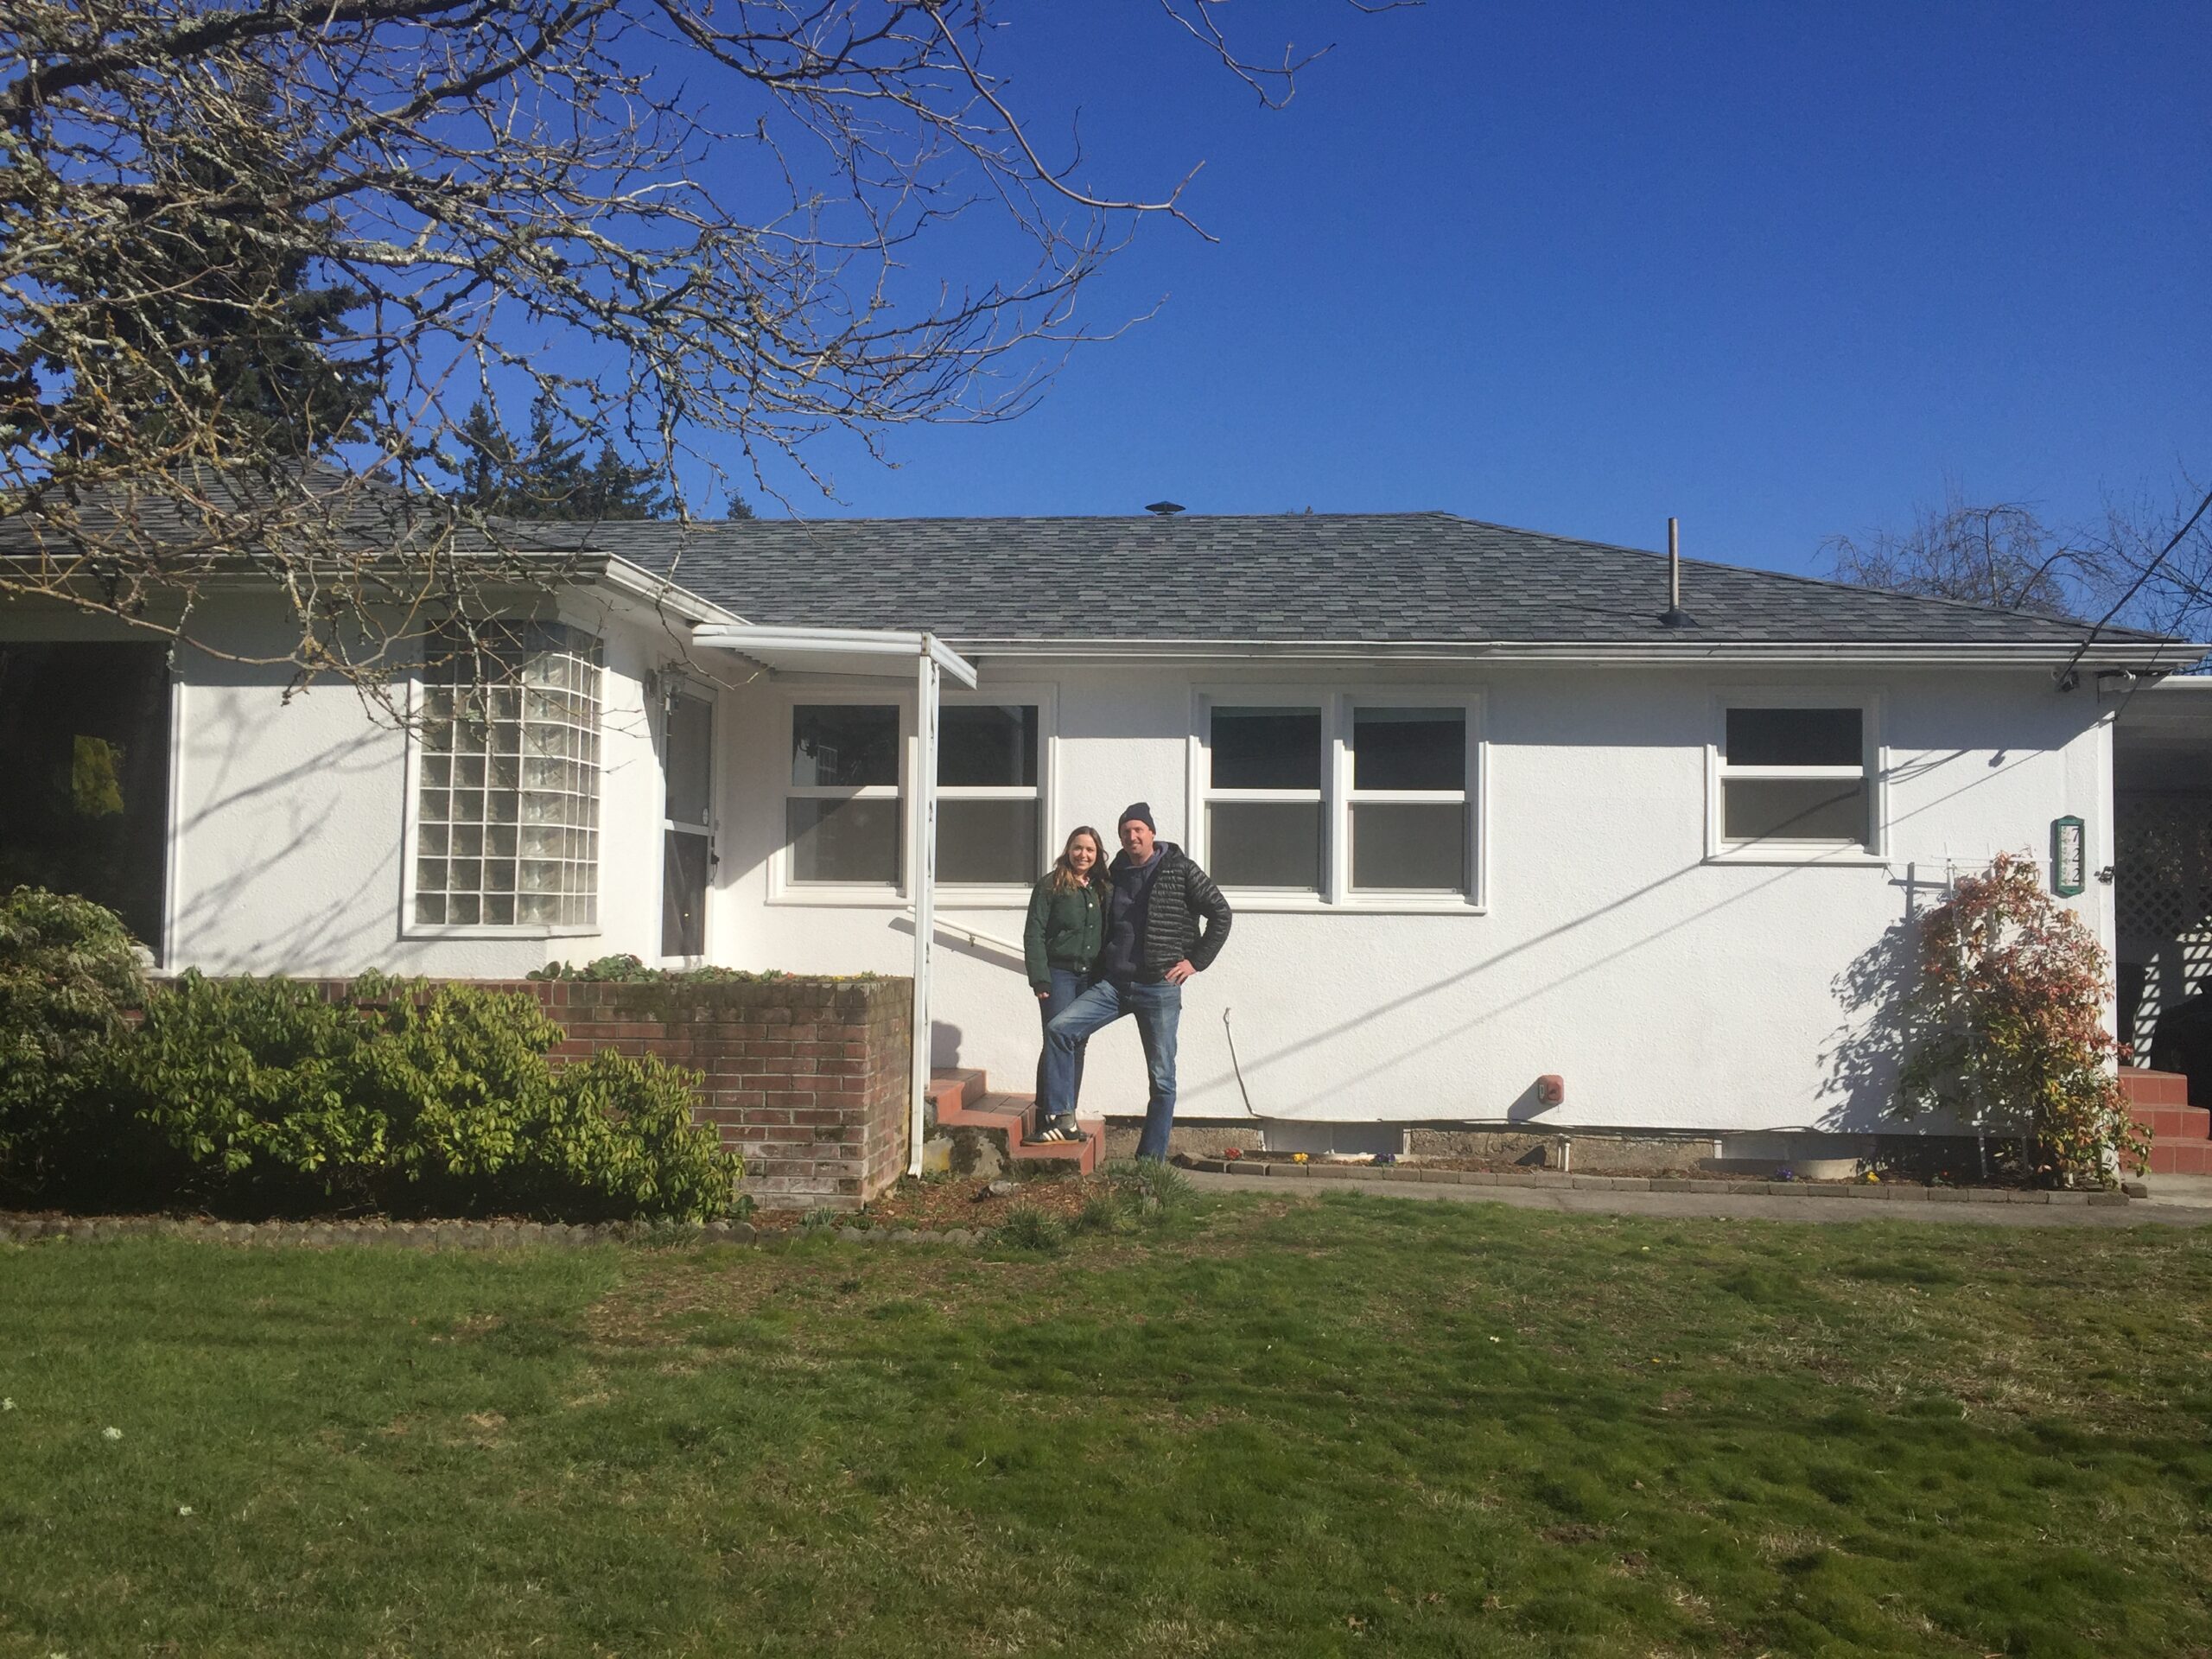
[1658,516,1700,629]
[1145,500,1185,516]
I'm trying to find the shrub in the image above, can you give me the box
[527,954,787,984]
[1898,852,2146,1184]
[112,972,741,1220]
[0,887,147,1197]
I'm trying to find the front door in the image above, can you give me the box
[662,690,714,957]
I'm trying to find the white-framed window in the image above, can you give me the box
[775,689,1052,901]
[1204,701,1328,893]
[1710,690,1884,860]
[786,700,905,888]
[409,623,602,931]
[936,701,1044,888]
[660,684,714,957]
[1345,703,1472,896]
[1192,690,1485,910]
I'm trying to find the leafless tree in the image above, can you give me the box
[2075,476,2212,649]
[1821,489,2094,619]
[0,0,1399,695]
[1825,478,2212,669]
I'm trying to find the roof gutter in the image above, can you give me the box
[595,556,744,628]
[0,548,743,632]
[946,638,2209,670]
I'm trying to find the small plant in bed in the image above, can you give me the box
[993,1205,1067,1251]
[1072,1191,1135,1236]
[1104,1158,1191,1215]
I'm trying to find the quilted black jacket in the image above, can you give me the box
[1109,842,1233,976]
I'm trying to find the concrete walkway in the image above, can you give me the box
[1185,1169,2212,1230]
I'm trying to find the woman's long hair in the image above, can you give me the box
[1048,825,1107,893]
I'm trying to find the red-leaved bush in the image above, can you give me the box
[1900,852,2147,1184]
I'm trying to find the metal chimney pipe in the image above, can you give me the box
[1659,516,1699,629]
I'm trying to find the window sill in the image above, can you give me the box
[1703,847,1891,868]
[767,887,909,909]
[1220,892,1488,915]
[766,886,1034,909]
[400,924,602,942]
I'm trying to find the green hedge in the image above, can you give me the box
[0,888,147,1195]
[0,889,741,1222]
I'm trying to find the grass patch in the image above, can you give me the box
[3,1194,2210,1655]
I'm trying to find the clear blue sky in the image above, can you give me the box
[743,2,2210,581]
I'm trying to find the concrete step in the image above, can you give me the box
[2120,1070,2209,1174]
[928,1069,1100,1173]
[2147,1140,2212,1175]
[976,1091,1103,1174]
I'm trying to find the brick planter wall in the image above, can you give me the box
[287,975,912,1211]
[533,976,913,1211]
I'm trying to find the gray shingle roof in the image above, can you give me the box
[586,512,2184,654]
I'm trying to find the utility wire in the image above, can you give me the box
[2056,482,2212,688]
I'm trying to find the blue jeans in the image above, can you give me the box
[1033,967,1091,1109]
[1042,978,1183,1160]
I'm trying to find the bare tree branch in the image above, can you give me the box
[0,0,1402,698]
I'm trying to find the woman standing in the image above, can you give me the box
[1022,825,1107,1122]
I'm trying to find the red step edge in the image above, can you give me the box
[928,1070,1102,1173]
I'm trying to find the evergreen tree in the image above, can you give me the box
[23,74,377,461]
[448,399,743,521]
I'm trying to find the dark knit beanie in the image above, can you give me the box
[1118,801,1157,834]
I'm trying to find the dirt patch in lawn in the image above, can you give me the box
[751,1170,1110,1233]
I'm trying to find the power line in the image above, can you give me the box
[2056,482,2212,688]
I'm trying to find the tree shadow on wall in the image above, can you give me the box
[1815,916,1919,1136]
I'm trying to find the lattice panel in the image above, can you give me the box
[2115,798,2212,944]
[2117,796,2212,1052]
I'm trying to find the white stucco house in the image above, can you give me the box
[5,505,2207,1165]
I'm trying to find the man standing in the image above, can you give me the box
[1035,803,1232,1160]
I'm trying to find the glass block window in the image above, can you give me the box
[1719,704,1872,849]
[414,626,602,927]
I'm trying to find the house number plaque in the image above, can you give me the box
[2050,815,2086,898]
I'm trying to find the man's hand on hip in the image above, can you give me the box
[1163,959,1196,985]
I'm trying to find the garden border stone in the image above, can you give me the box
[1177,1159,2131,1205]
[0,1211,985,1249]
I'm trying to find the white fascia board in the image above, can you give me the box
[950,638,2208,669]
[595,556,744,628]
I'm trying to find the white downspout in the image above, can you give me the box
[907,639,942,1177]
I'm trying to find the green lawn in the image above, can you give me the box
[3,1192,2210,1657]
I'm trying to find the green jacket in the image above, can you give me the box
[1023,872,1106,989]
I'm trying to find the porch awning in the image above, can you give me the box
[690,624,976,688]
[688,623,976,1179]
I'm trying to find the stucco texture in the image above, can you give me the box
[6,602,2119,1142]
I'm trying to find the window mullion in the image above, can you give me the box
[1349,789,1469,805]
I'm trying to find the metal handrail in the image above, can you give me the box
[901,909,1025,966]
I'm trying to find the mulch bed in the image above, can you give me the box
[752,1169,1105,1232]
[1216,1151,2056,1191]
